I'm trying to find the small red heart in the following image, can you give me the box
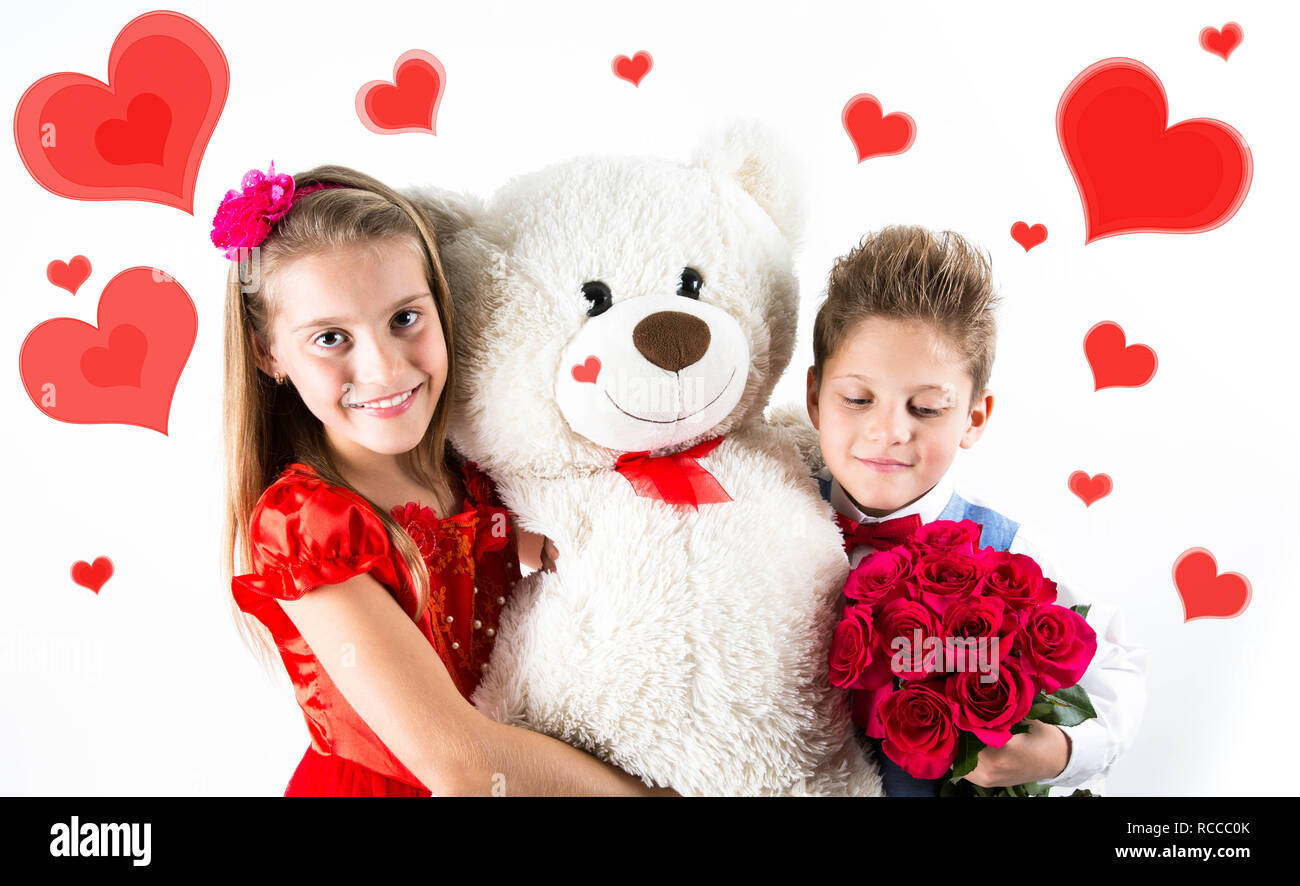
[1010,222,1048,251]
[71,556,114,593]
[611,51,653,86]
[1057,58,1252,243]
[48,255,92,294]
[80,323,147,388]
[1084,321,1157,390]
[1200,23,1243,61]
[94,91,171,165]
[1067,471,1112,506]
[1173,548,1251,621]
[356,49,446,135]
[842,94,916,163]
[571,356,601,384]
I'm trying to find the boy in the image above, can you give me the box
[806,225,1145,796]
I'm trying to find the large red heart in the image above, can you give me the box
[1056,58,1252,243]
[13,10,229,213]
[612,51,653,87]
[1173,548,1251,621]
[1200,23,1243,61]
[1067,471,1112,506]
[842,94,915,162]
[71,556,114,594]
[20,267,197,434]
[47,255,92,294]
[356,49,446,135]
[1084,321,1157,390]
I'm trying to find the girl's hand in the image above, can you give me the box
[540,536,559,573]
[963,720,1071,788]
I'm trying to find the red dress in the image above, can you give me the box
[231,459,522,796]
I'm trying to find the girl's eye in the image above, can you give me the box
[842,397,871,407]
[393,309,420,328]
[314,331,346,348]
[581,281,613,318]
[678,267,703,299]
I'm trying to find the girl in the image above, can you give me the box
[219,163,666,796]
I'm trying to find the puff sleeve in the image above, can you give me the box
[232,466,413,615]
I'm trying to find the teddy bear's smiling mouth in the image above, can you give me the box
[603,369,737,424]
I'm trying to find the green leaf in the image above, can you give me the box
[1069,788,1099,797]
[1028,692,1055,720]
[1030,684,1098,727]
[1070,604,1092,620]
[1009,720,1032,736]
[949,732,986,783]
[1021,781,1052,797]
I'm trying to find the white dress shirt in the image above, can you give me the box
[820,468,1148,795]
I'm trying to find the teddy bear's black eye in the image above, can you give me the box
[581,281,613,317]
[677,267,703,299]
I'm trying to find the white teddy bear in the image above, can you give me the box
[411,123,882,796]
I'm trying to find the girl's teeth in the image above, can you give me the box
[354,388,413,409]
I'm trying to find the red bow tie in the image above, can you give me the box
[615,436,732,509]
[834,512,923,555]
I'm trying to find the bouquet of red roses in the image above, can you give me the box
[827,518,1098,797]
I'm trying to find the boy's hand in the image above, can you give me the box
[963,720,1070,788]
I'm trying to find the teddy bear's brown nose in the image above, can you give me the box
[632,311,712,372]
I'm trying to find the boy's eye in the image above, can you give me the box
[841,397,871,407]
[912,406,943,417]
[393,309,420,328]
[314,331,346,348]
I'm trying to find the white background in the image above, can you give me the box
[2,0,1296,795]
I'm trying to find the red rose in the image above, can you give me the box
[1019,604,1097,694]
[879,681,961,779]
[945,655,1036,748]
[940,594,1018,663]
[828,604,883,690]
[877,598,943,682]
[845,546,914,607]
[851,683,893,739]
[912,551,986,618]
[908,519,982,554]
[978,549,1058,614]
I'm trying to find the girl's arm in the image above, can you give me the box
[279,571,664,796]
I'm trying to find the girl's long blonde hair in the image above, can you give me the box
[222,164,455,673]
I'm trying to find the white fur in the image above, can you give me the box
[410,123,882,796]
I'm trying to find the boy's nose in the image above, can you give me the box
[863,406,910,444]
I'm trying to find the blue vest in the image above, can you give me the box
[816,470,1020,552]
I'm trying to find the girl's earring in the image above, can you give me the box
[274,372,285,385]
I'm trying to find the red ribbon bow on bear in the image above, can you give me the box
[614,436,732,509]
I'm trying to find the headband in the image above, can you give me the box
[210,162,348,260]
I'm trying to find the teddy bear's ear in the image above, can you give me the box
[692,119,803,244]
[403,185,487,250]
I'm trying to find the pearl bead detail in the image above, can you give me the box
[445,615,453,623]
[497,596,505,605]
[473,619,483,630]
[451,641,459,649]
[486,628,495,637]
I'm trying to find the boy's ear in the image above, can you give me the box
[805,366,821,429]
[960,389,994,449]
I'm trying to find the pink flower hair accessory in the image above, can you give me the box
[210,162,343,259]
